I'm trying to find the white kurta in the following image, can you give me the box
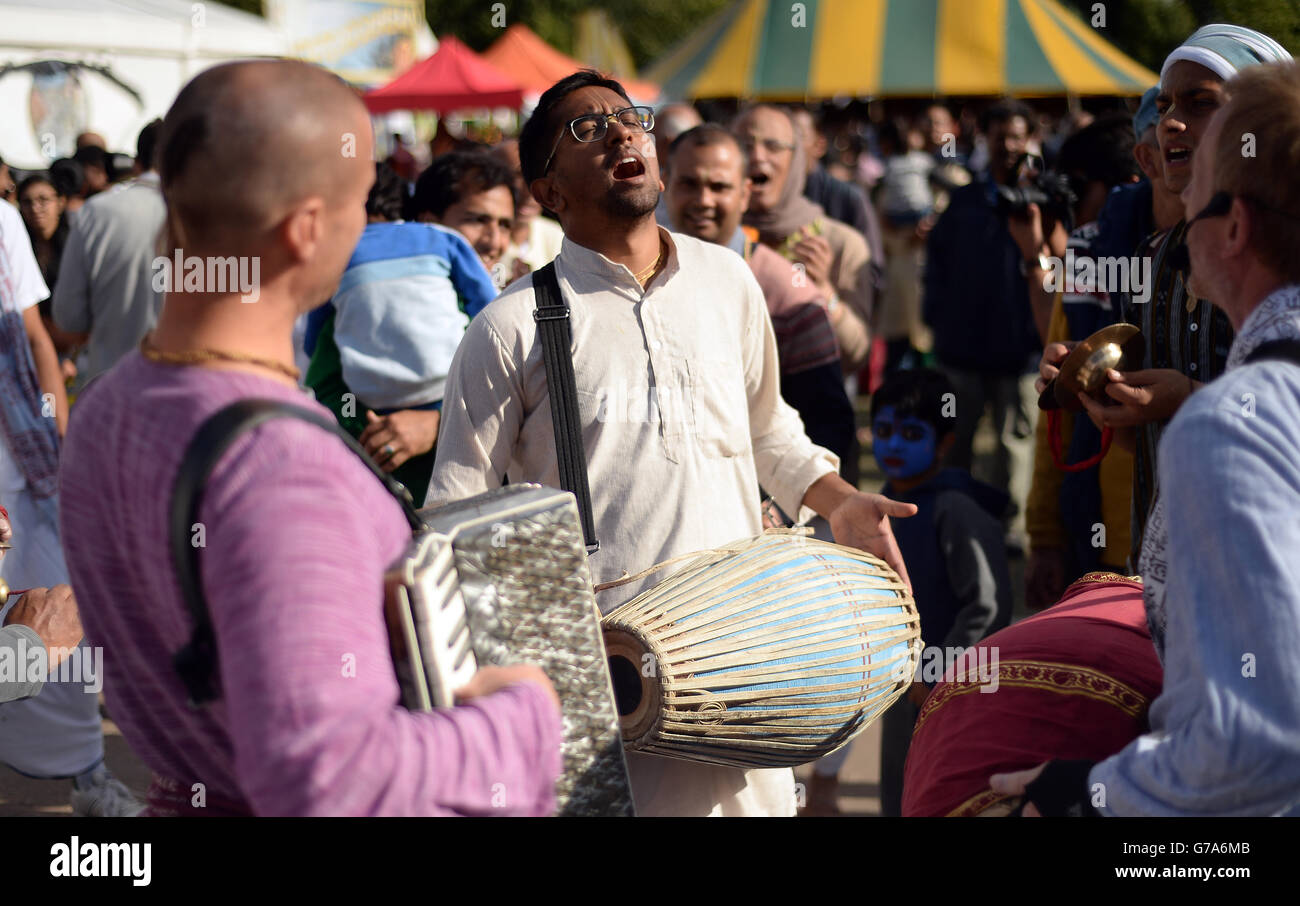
[0,201,103,778]
[428,228,838,816]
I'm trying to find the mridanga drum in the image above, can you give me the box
[601,532,921,768]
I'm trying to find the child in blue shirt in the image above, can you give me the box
[805,368,1012,816]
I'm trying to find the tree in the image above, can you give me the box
[424,0,731,70]
[1064,0,1300,76]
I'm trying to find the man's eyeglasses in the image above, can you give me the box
[740,137,797,156]
[544,106,655,174]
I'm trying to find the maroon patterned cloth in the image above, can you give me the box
[903,574,1163,816]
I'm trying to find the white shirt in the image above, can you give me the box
[0,201,50,493]
[428,227,839,816]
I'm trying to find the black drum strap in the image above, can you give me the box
[170,399,421,706]
[532,262,599,554]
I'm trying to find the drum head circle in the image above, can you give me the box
[602,627,663,746]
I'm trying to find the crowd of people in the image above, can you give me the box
[0,19,1298,818]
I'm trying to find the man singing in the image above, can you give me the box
[428,71,915,817]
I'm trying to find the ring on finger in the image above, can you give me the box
[382,443,396,459]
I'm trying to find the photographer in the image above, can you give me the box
[922,99,1043,551]
[996,59,1300,817]
[1020,115,1144,605]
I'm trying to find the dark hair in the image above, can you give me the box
[16,174,70,287]
[668,123,749,171]
[366,161,405,221]
[518,69,633,186]
[48,159,84,198]
[870,368,957,439]
[18,173,62,200]
[72,144,111,174]
[136,118,163,171]
[1056,113,1139,190]
[411,150,515,219]
[876,118,911,157]
[979,99,1036,136]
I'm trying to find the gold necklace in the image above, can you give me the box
[633,239,665,284]
[140,335,301,381]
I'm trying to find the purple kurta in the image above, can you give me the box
[59,353,561,815]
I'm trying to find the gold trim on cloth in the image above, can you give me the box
[948,788,1015,818]
[1066,570,1143,590]
[914,659,1151,734]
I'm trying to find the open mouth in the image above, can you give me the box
[612,156,646,180]
[883,457,904,468]
[750,172,770,186]
[1165,147,1192,165]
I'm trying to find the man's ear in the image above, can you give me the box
[739,176,752,213]
[281,196,325,264]
[1224,196,1253,259]
[1133,142,1161,184]
[531,175,565,216]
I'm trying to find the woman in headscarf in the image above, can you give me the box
[733,105,876,376]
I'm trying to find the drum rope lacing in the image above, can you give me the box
[593,526,815,593]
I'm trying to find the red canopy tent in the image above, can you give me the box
[364,36,524,114]
[482,24,659,103]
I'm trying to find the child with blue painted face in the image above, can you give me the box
[870,368,1014,816]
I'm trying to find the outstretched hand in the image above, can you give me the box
[827,490,918,594]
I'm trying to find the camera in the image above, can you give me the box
[993,153,1077,229]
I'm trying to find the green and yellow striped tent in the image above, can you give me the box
[647,0,1159,99]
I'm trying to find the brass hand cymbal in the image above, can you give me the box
[1038,323,1145,412]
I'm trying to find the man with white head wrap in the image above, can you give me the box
[1038,23,1292,567]
[1002,30,1300,818]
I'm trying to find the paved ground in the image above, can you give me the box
[0,401,1021,816]
[0,714,150,816]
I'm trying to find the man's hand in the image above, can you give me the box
[914,214,937,245]
[825,490,918,593]
[4,585,82,665]
[1006,202,1045,263]
[791,232,835,297]
[906,681,930,708]
[1035,341,1077,395]
[360,409,440,472]
[0,504,11,557]
[989,762,1048,817]
[1025,547,1066,611]
[455,664,559,710]
[1077,368,1192,430]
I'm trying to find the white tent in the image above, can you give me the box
[0,0,290,169]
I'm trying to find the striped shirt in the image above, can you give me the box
[1120,221,1233,565]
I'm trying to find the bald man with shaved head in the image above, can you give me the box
[58,61,562,817]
